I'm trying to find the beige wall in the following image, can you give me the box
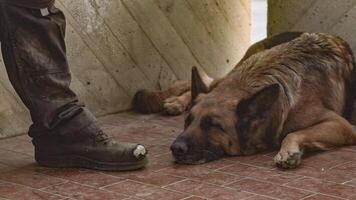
[268,0,356,53]
[0,0,251,138]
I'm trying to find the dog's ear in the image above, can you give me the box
[191,67,209,101]
[236,84,280,119]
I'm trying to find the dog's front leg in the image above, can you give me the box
[274,111,356,169]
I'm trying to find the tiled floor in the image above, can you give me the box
[0,112,356,200]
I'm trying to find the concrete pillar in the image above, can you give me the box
[268,0,356,53]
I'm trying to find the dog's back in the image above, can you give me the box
[219,32,356,141]
[234,32,356,123]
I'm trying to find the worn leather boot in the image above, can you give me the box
[0,3,148,170]
[33,123,147,171]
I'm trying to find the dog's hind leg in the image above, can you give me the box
[133,69,218,115]
[162,75,226,115]
[274,111,356,169]
[132,81,191,114]
[162,91,191,115]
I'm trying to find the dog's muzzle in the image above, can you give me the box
[170,140,224,164]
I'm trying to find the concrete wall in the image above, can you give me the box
[0,0,251,138]
[268,0,356,54]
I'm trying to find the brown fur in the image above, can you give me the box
[132,81,190,113]
[134,32,356,168]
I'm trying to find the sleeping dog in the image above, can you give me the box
[133,32,356,169]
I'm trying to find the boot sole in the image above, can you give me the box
[35,155,148,171]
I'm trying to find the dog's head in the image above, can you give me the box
[171,67,282,164]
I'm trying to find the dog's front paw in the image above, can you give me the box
[163,96,187,115]
[274,150,303,169]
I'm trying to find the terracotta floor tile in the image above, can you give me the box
[303,194,344,200]
[145,153,176,171]
[344,179,356,187]
[159,165,212,176]
[182,196,206,200]
[104,167,147,176]
[109,170,184,187]
[43,182,127,200]
[331,161,356,175]
[226,153,277,169]
[245,195,275,200]
[122,197,144,200]
[159,165,242,185]
[3,188,65,200]
[200,159,236,170]
[0,181,64,200]
[245,169,302,185]
[288,165,355,183]
[41,168,125,188]
[0,180,27,195]
[145,143,172,157]
[219,163,301,185]
[103,180,188,200]
[191,171,243,186]
[0,169,66,189]
[218,163,263,176]
[97,113,137,125]
[286,177,356,199]
[302,150,356,169]
[165,179,253,200]
[227,178,312,200]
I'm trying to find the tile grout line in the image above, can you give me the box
[103,178,192,198]
[342,178,356,185]
[299,193,318,200]
[37,180,71,191]
[0,179,69,199]
[160,178,190,189]
[157,169,246,188]
[99,178,130,190]
[281,183,351,200]
[38,179,131,199]
[300,193,348,200]
[328,160,353,170]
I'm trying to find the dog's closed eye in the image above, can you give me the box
[201,116,225,132]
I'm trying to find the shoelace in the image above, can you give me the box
[92,130,111,144]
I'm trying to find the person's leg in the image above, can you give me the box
[0,3,147,171]
[0,2,92,137]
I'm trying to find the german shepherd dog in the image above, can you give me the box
[133,32,356,169]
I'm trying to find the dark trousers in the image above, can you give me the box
[0,3,96,138]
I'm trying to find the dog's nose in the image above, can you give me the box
[171,141,188,156]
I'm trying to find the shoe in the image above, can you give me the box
[32,123,148,171]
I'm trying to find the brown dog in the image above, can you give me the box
[133,32,356,169]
